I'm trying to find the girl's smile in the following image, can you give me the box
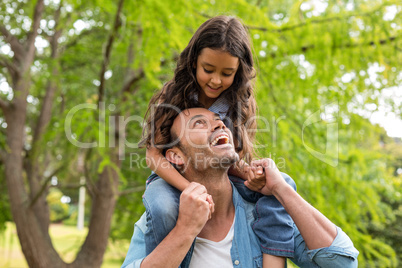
[196,48,239,108]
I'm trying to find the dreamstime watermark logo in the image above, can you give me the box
[64,101,339,167]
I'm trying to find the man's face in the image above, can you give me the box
[171,108,239,172]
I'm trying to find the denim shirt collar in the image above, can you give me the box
[194,93,229,120]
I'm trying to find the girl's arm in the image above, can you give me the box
[145,86,191,191]
[146,146,190,192]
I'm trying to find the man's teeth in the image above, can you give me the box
[211,136,229,146]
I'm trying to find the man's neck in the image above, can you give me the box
[185,168,232,205]
[184,168,235,242]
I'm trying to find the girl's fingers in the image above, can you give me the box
[205,194,214,219]
[245,180,259,192]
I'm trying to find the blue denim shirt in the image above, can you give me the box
[122,184,359,268]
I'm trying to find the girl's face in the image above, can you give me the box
[196,48,239,108]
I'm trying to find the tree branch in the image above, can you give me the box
[98,0,125,105]
[247,2,390,33]
[359,35,398,48]
[0,54,19,78]
[121,26,144,96]
[52,183,83,189]
[0,24,25,63]
[62,28,98,50]
[31,2,62,149]
[198,3,391,34]
[119,186,146,196]
[26,0,45,50]
[121,69,145,94]
[84,148,98,197]
[0,149,6,163]
[0,98,10,112]
[263,35,400,59]
[28,164,65,208]
[315,35,398,52]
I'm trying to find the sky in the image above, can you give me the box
[366,87,402,138]
[372,110,402,138]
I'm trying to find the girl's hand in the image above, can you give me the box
[206,194,215,219]
[244,162,266,192]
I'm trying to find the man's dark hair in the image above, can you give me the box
[162,129,183,157]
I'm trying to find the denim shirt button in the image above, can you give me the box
[234,260,240,265]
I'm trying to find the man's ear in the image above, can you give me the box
[165,148,185,166]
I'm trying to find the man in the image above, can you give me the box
[122,108,359,268]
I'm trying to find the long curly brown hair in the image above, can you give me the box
[141,15,257,163]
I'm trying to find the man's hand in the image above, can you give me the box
[141,183,214,268]
[251,158,287,196]
[176,182,214,237]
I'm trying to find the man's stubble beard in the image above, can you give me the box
[184,148,240,178]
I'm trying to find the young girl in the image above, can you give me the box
[141,15,295,267]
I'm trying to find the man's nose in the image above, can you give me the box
[212,119,225,131]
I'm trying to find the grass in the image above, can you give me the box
[0,222,130,268]
[0,222,300,267]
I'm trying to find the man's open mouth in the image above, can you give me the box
[211,134,230,146]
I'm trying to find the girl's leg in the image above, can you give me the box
[230,173,297,258]
[253,173,297,258]
[143,175,181,255]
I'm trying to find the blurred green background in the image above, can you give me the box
[0,0,401,267]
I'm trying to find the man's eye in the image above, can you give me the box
[194,120,206,126]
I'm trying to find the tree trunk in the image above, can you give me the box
[1,0,126,267]
[73,153,120,268]
[4,78,65,267]
[5,77,121,268]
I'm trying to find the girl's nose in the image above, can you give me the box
[210,74,221,85]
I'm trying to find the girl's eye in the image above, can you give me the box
[222,72,233,77]
[203,68,213,74]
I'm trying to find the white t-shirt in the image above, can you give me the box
[189,218,235,268]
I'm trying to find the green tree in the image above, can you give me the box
[0,0,401,267]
